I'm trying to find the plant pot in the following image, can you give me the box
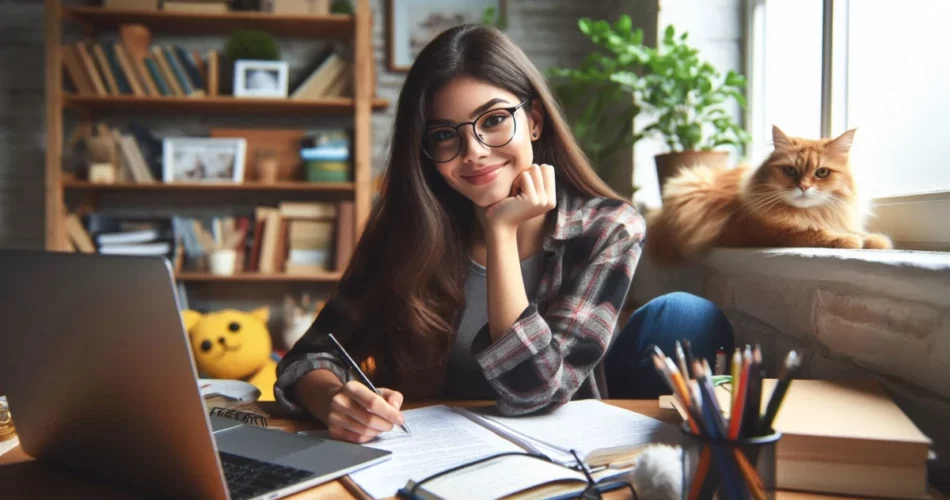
[655,150,730,195]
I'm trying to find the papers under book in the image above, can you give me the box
[346,400,678,499]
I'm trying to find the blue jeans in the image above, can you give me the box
[604,292,734,399]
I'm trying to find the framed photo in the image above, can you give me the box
[386,0,506,72]
[162,138,247,183]
[233,60,289,98]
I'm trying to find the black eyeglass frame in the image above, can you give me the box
[422,99,533,164]
[395,449,639,500]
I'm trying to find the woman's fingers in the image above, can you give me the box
[520,167,538,202]
[379,388,404,410]
[330,394,395,432]
[327,411,378,443]
[540,164,556,207]
[341,381,405,426]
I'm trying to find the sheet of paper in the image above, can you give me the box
[479,400,679,460]
[348,405,523,498]
[0,437,18,458]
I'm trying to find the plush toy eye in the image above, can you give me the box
[228,322,241,333]
[782,166,798,177]
[815,167,831,178]
[200,340,213,352]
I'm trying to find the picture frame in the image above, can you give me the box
[233,60,289,98]
[386,0,507,72]
[162,138,247,184]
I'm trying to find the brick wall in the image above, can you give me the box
[0,1,47,249]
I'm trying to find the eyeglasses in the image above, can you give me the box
[422,99,531,163]
[396,450,639,500]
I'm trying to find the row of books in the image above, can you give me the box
[289,46,352,100]
[62,40,216,98]
[86,123,161,183]
[63,201,355,276]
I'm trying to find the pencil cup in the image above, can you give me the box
[209,249,238,276]
[679,425,781,500]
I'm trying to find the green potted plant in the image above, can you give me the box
[224,29,283,96]
[639,26,751,192]
[546,16,648,192]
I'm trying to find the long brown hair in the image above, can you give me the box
[337,24,624,400]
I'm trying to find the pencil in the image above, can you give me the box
[759,350,801,435]
[741,345,764,437]
[327,333,412,436]
[676,341,690,380]
[730,348,741,409]
[683,340,697,379]
[653,355,699,434]
[728,347,752,439]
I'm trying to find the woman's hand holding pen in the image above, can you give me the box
[484,164,556,231]
[326,381,406,444]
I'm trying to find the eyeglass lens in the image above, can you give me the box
[424,107,518,163]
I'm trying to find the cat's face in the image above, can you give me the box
[755,127,857,209]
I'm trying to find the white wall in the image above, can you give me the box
[634,0,746,209]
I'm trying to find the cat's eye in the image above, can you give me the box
[782,166,798,178]
[815,167,831,178]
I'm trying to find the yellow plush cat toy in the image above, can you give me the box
[181,307,277,401]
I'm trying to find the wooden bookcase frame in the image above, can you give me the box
[43,0,386,283]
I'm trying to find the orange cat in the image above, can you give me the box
[645,126,892,264]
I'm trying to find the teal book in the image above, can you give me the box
[144,56,171,96]
[162,45,194,95]
[103,43,131,94]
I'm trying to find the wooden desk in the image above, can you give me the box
[0,400,942,499]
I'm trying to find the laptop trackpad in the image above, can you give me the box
[215,425,324,463]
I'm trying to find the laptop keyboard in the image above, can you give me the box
[220,451,317,500]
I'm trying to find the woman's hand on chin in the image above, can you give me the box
[484,164,556,232]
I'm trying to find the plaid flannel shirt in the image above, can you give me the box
[274,193,646,416]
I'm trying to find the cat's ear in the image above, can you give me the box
[826,128,856,157]
[772,126,793,151]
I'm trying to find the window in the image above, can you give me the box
[747,0,950,249]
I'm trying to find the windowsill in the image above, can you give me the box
[700,247,950,284]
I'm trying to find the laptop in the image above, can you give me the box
[0,250,391,500]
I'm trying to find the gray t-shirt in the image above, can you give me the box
[441,252,545,399]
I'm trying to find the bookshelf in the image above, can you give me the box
[175,271,344,283]
[64,180,356,193]
[45,0,383,287]
[64,95,390,114]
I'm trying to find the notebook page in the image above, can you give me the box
[407,454,587,500]
[347,405,523,498]
[478,400,678,462]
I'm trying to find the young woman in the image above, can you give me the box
[275,25,734,444]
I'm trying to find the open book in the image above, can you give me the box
[346,400,679,499]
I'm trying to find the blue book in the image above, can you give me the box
[144,57,171,96]
[162,45,194,95]
[103,43,131,94]
[173,45,205,92]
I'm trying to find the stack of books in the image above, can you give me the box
[301,129,350,182]
[289,47,351,100]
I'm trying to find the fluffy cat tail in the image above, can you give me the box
[645,164,745,265]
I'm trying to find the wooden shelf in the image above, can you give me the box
[64,180,355,193]
[63,6,355,39]
[176,272,343,283]
[63,95,390,114]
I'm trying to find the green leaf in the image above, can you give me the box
[578,18,592,35]
[724,70,744,88]
[616,15,632,34]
